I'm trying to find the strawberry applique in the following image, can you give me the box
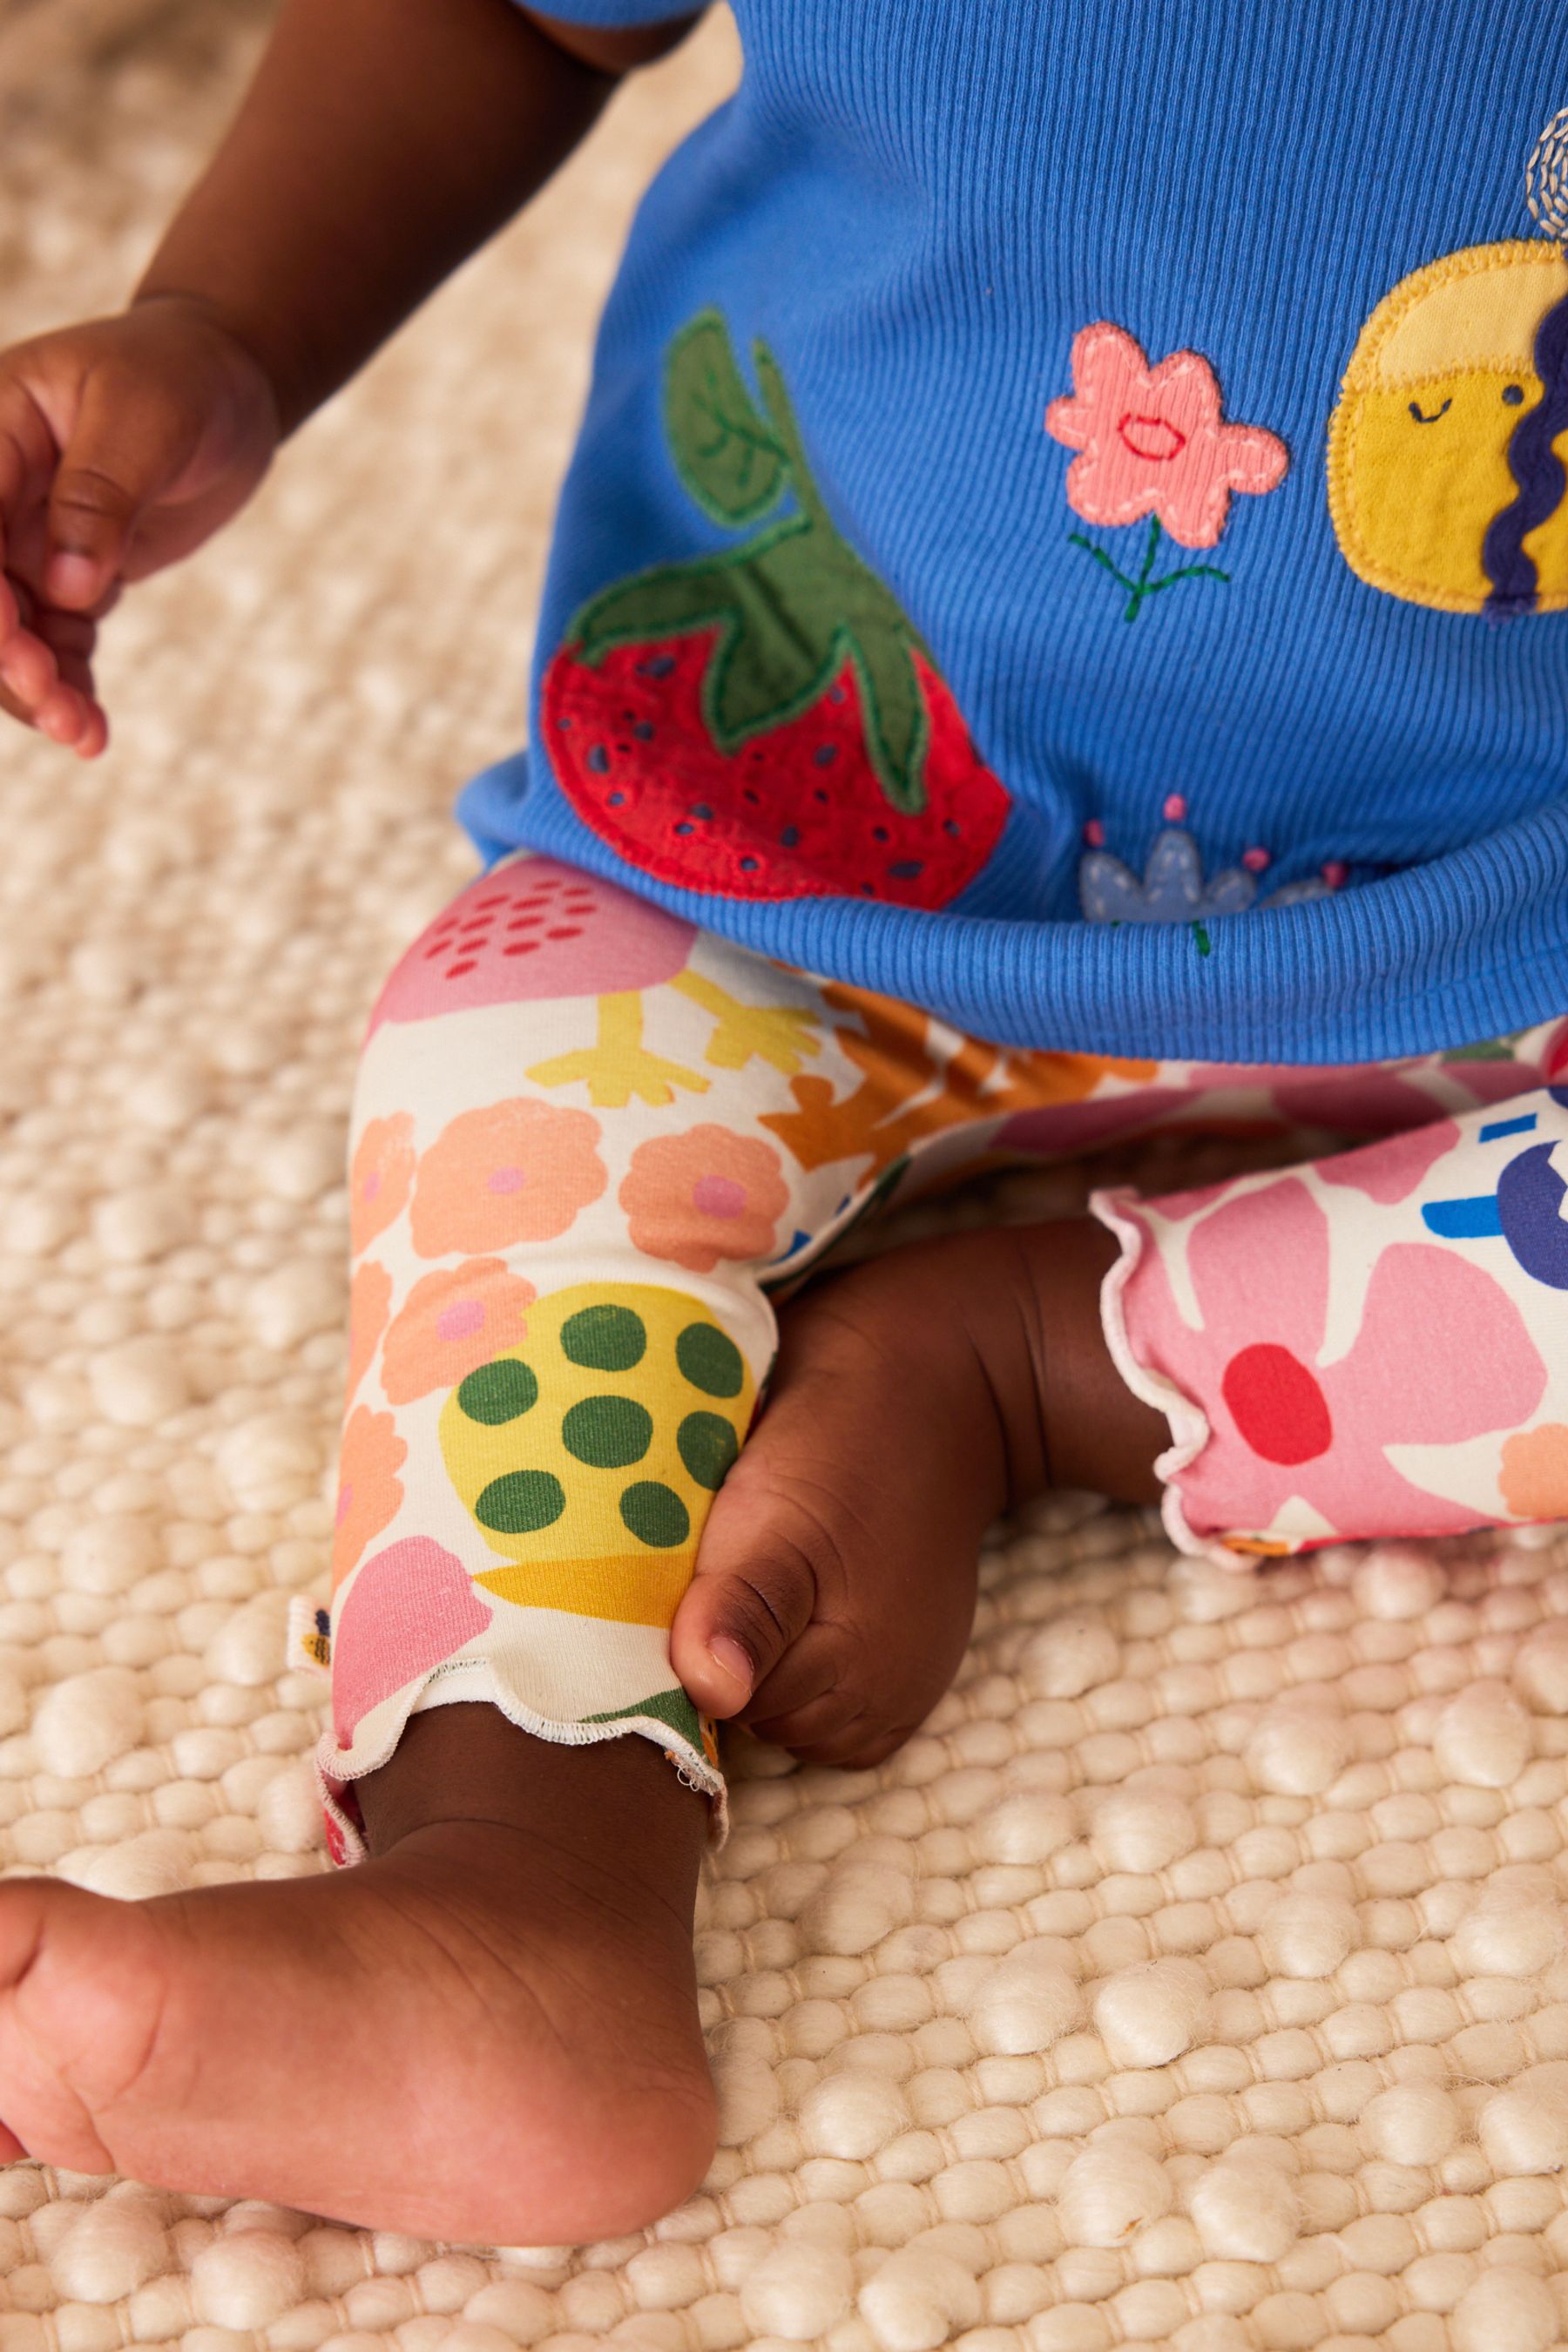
[544,312,1010,909]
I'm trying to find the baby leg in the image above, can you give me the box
[0,860,873,2240]
[676,1060,1568,1740]
[0,864,1164,2237]
[1097,1088,1568,1556]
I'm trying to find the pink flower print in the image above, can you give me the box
[1273,1064,1539,1134]
[1119,1173,1547,1545]
[349,1113,416,1256]
[621,1125,790,1273]
[1047,324,1289,548]
[381,1257,535,1403]
[410,1098,607,1258]
[1318,1119,1463,1206]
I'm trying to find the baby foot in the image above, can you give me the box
[671,1216,1166,1766]
[0,1714,715,2244]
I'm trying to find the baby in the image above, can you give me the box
[2,0,1568,2249]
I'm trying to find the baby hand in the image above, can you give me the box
[0,298,281,755]
[669,1218,1153,1769]
[669,1240,1011,1769]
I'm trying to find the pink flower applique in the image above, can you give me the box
[1119,1173,1546,1545]
[1046,323,1288,619]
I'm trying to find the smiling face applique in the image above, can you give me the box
[1328,240,1568,613]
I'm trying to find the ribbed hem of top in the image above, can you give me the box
[506,0,695,22]
[457,756,1568,1067]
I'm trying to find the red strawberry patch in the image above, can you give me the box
[544,311,1011,911]
[544,632,1007,906]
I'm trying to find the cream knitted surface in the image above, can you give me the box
[2,14,1568,2352]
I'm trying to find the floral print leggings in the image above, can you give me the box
[310,851,1568,1854]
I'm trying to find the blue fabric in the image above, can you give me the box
[524,0,695,22]
[469,0,1568,1063]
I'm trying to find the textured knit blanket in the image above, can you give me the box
[0,13,1565,2349]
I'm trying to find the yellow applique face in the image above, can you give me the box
[1327,240,1568,612]
[438,1280,755,1628]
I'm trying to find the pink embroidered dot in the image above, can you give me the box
[1321,861,1348,890]
[692,1174,749,1220]
[485,1166,527,1195]
[362,1172,382,1202]
[435,1300,488,1343]
[1084,819,1106,847]
[1163,794,1187,823]
[1241,846,1271,873]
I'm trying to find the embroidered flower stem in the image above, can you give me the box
[1067,516,1230,621]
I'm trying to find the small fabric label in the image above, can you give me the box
[287,1596,332,1677]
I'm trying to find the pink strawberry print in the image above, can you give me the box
[368,855,697,1032]
[544,311,1011,911]
[367,850,811,1113]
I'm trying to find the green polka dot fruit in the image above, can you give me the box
[543,310,1010,909]
[438,1281,755,1626]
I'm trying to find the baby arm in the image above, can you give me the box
[0,0,695,754]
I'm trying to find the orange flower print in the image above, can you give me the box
[381,1258,536,1404]
[331,1405,407,1589]
[621,1125,789,1273]
[1500,1423,1568,1522]
[350,1113,416,1255]
[410,1098,608,1259]
[346,1259,393,1402]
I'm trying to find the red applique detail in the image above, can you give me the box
[547,310,1010,910]
[545,635,1008,907]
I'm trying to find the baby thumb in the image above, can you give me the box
[45,363,193,606]
[669,1507,818,1720]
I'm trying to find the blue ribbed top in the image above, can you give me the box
[462,0,1568,1061]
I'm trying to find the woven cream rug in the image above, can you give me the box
[3,12,1568,2349]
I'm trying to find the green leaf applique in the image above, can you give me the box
[665,308,789,525]
[568,314,935,814]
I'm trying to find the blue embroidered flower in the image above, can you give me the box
[1079,826,1329,923]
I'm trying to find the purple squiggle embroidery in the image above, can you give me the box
[1483,283,1568,616]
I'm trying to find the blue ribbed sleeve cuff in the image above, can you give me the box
[515,0,697,24]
